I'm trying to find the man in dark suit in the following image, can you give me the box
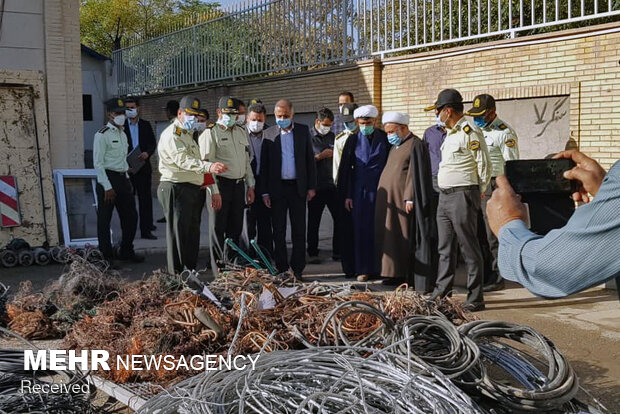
[124,97,157,240]
[261,99,317,279]
[246,102,273,257]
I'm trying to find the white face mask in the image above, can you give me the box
[194,122,207,132]
[317,124,331,136]
[125,108,138,119]
[113,114,126,126]
[248,120,264,134]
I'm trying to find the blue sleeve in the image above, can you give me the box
[498,163,620,298]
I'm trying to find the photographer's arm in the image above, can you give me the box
[489,162,620,298]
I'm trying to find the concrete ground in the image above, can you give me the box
[2,205,620,412]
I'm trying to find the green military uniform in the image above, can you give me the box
[94,99,139,262]
[426,89,491,309]
[467,94,520,289]
[157,96,213,274]
[197,96,253,254]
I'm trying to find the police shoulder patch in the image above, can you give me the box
[463,124,472,134]
[505,137,516,148]
[98,126,109,134]
[469,140,480,151]
[174,126,183,136]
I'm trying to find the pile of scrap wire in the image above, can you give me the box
[138,301,607,414]
[0,327,103,414]
[4,254,122,339]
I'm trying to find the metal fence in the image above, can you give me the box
[114,0,620,95]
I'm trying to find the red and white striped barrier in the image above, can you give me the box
[0,176,21,227]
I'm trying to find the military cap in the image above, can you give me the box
[424,89,463,111]
[466,94,496,116]
[247,98,263,107]
[179,96,202,116]
[105,97,126,113]
[218,96,240,114]
[340,103,359,122]
[196,108,209,119]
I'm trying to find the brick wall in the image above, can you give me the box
[138,22,620,171]
[139,63,377,123]
[381,23,620,169]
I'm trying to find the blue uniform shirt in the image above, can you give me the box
[280,127,296,179]
[498,160,620,297]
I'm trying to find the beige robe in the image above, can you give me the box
[375,135,415,278]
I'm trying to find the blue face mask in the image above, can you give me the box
[344,121,357,131]
[359,125,374,136]
[220,114,236,128]
[276,118,292,129]
[387,133,402,146]
[182,115,196,131]
[473,116,488,128]
[436,114,446,128]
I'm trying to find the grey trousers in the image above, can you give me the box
[158,181,204,274]
[433,186,484,305]
[481,178,502,285]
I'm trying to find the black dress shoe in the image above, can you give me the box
[381,277,405,286]
[156,217,166,223]
[142,232,157,240]
[464,302,486,312]
[119,252,145,263]
[307,256,322,264]
[483,280,505,292]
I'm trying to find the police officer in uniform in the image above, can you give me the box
[198,97,255,257]
[158,96,227,274]
[426,89,492,311]
[94,98,143,264]
[466,94,519,292]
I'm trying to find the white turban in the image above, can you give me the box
[382,111,410,125]
[353,105,379,119]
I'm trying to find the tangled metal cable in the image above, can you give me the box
[137,348,480,414]
[458,320,581,412]
[0,327,103,414]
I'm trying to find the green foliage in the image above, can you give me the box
[80,0,221,56]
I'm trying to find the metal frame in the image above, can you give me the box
[114,0,620,95]
[53,169,100,247]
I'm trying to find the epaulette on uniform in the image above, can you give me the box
[98,126,109,134]
[207,123,215,129]
[463,124,472,134]
[335,130,352,140]
[174,126,183,136]
[498,123,508,130]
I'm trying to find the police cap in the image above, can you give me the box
[218,96,240,114]
[340,103,359,122]
[179,96,202,116]
[424,89,463,111]
[105,98,126,113]
[465,94,496,116]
